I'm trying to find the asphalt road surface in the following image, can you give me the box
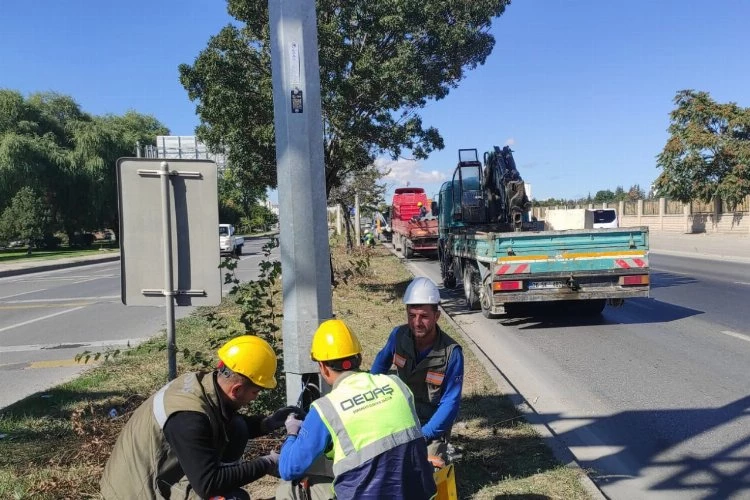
[0,237,278,409]
[404,250,750,499]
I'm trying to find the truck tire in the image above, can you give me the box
[480,283,498,318]
[462,263,480,311]
[444,274,457,289]
[404,243,414,259]
[580,299,606,316]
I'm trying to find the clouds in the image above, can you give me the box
[375,157,448,185]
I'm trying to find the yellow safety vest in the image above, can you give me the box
[312,372,423,477]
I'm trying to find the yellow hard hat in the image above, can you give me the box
[311,319,362,362]
[417,202,423,207]
[217,335,278,389]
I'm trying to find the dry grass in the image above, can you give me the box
[0,240,594,499]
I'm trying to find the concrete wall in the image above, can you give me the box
[533,196,750,234]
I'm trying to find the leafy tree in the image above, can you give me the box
[218,167,267,227]
[0,186,51,250]
[0,90,169,242]
[180,0,510,198]
[245,204,278,233]
[655,90,750,209]
[627,184,645,201]
[328,163,387,248]
[593,190,615,204]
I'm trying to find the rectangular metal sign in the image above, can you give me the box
[116,158,221,306]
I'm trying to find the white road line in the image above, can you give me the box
[0,306,86,334]
[2,295,119,304]
[720,330,750,343]
[733,281,750,286]
[0,337,151,353]
[0,288,47,300]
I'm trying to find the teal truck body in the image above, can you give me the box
[437,148,650,316]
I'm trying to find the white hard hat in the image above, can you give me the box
[403,277,440,305]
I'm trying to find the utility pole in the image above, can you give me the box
[269,0,333,405]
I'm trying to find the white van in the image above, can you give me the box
[591,208,619,229]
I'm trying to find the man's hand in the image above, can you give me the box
[263,406,305,432]
[259,450,280,477]
[285,413,303,436]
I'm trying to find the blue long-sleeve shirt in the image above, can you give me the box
[279,385,437,500]
[278,406,331,481]
[370,326,463,440]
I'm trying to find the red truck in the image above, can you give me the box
[390,187,438,259]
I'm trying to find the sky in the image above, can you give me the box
[2,1,749,203]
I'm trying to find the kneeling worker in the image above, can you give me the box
[101,335,301,500]
[278,319,436,500]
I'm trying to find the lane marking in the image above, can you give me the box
[0,306,86,334]
[0,337,151,353]
[720,330,750,343]
[27,359,97,369]
[0,302,94,310]
[0,288,47,300]
[733,281,750,286]
[1,295,119,304]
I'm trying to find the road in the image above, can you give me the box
[0,237,278,409]
[406,251,750,499]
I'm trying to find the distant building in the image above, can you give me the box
[148,136,228,172]
[264,200,279,216]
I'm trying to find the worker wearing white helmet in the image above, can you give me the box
[370,277,464,462]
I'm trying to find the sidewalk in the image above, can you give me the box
[648,231,750,264]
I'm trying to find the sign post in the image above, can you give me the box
[117,158,221,380]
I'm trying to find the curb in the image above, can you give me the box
[438,308,609,500]
[390,245,608,499]
[0,255,120,278]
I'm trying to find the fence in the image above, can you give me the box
[533,196,750,234]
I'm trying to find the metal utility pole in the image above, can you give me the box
[269,0,333,405]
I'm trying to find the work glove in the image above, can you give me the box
[285,413,303,436]
[259,450,280,477]
[264,405,305,432]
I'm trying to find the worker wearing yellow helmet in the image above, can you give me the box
[101,335,303,500]
[417,201,428,220]
[278,319,436,500]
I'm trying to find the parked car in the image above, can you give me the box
[591,208,619,229]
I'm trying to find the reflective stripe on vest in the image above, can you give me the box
[313,373,423,477]
[152,379,175,429]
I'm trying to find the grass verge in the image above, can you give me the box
[0,240,593,499]
[0,245,118,264]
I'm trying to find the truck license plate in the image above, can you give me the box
[528,281,564,289]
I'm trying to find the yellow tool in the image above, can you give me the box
[433,463,458,500]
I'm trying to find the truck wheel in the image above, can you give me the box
[443,274,457,289]
[480,284,498,318]
[580,299,606,316]
[462,263,480,311]
[404,244,414,259]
